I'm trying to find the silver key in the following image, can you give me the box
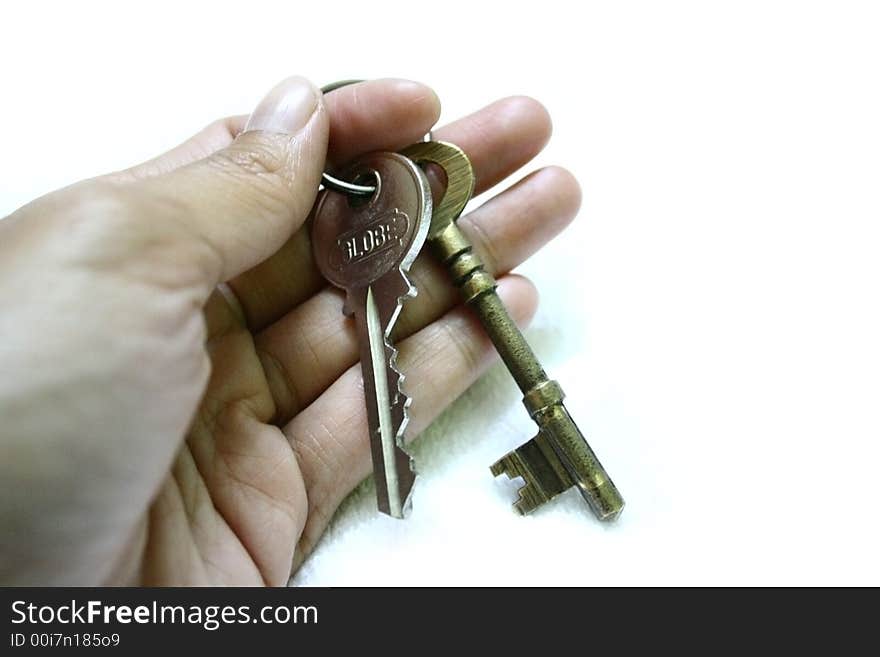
[311,152,432,518]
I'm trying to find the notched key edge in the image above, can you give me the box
[388,331,417,517]
[385,268,419,517]
[490,431,574,515]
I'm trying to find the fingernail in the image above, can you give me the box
[244,76,319,134]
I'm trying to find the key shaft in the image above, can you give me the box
[350,283,415,517]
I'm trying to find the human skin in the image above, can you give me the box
[0,76,581,585]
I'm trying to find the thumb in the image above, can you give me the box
[142,75,328,285]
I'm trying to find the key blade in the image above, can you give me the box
[311,151,431,519]
[490,431,573,515]
[364,285,415,518]
[492,405,625,520]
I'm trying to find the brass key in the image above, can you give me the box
[401,141,625,520]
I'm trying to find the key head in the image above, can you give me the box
[312,152,432,292]
[399,141,475,239]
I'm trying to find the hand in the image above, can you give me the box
[0,76,581,585]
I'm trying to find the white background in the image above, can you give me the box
[1,1,878,585]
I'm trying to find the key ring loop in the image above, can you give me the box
[320,80,376,197]
[320,80,432,197]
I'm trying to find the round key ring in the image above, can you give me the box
[320,80,433,197]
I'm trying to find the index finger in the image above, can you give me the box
[116,78,441,181]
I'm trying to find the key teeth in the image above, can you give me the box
[491,435,574,515]
[386,268,418,513]
[489,460,507,478]
[490,453,545,516]
[385,332,412,435]
[394,269,417,304]
[399,270,418,301]
[387,267,418,441]
[374,266,421,519]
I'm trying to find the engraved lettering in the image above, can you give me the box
[335,209,410,267]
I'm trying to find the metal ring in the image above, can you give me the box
[319,80,434,198]
[320,80,377,197]
[321,172,377,196]
[321,79,364,95]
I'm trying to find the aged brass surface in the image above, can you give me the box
[401,141,625,520]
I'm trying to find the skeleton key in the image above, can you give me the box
[311,152,432,518]
[401,141,625,521]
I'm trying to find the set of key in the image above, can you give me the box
[311,83,625,521]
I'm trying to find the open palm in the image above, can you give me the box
[0,78,580,585]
